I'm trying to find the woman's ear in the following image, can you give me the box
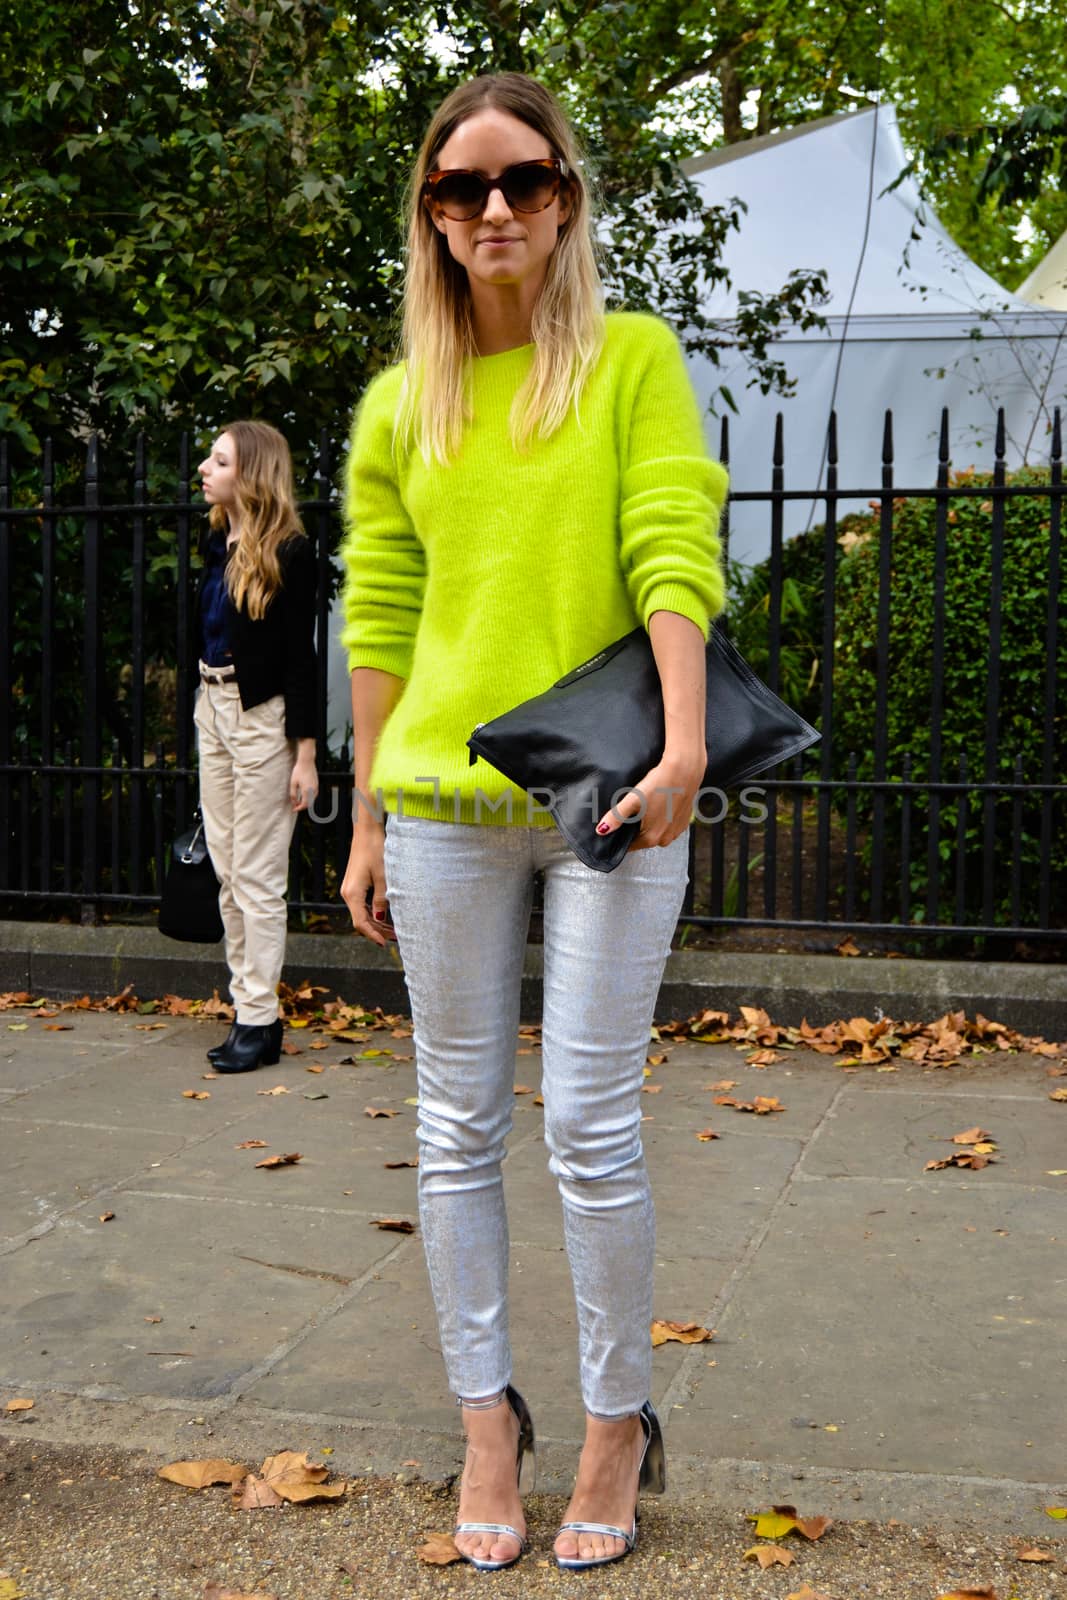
[557,178,575,231]
[423,194,448,235]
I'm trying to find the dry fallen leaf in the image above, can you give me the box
[158,1458,249,1490]
[1016,1547,1053,1562]
[835,935,860,957]
[696,1128,719,1141]
[364,1106,399,1118]
[787,1586,838,1600]
[254,1152,302,1169]
[235,1139,269,1150]
[383,1158,418,1169]
[651,1319,713,1347]
[233,1474,283,1510]
[952,1126,993,1144]
[144,1315,162,1324]
[748,1506,833,1541]
[1049,1087,1067,1102]
[647,1053,668,1066]
[926,1150,998,1171]
[42,1023,74,1031]
[934,1590,997,1599]
[257,1085,290,1096]
[182,1090,211,1100]
[710,1079,737,1091]
[642,1083,663,1094]
[747,1049,782,1066]
[371,1218,415,1233]
[257,1450,346,1503]
[99,1211,115,1222]
[743,1545,795,1568]
[513,1085,534,1094]
[713,1094,785,1114]
[417,1532,462,1565]
[5,1398,34,1412]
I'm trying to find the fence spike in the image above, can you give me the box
[1053,407,1062,463]
[719,413,730,465]
[938,407,949,466]
[995,407,1006,462]
[882,409,893,464]
[773,412,783,468]
[827,411,838,466]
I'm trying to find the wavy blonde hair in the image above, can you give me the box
[208,420,305,621]
[400,72,604,462]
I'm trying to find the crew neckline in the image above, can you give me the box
[471,341,535,362]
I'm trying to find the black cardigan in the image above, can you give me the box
[195,534,318,740]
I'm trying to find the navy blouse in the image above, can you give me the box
[199,533,234,666]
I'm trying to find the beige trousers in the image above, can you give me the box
[194,681,296,1025]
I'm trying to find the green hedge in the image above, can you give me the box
[726,471,1066,930]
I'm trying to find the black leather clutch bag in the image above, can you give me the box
[467,622,820,872]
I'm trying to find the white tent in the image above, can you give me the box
[1016,227,1067,310]
[682,106,1067,565]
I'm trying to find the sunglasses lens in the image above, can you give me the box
[503,164,560,213]
[431,172,487,220]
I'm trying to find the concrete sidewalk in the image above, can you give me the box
[1,1005,1065,1546]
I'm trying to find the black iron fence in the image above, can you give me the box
[1,408,1063,953]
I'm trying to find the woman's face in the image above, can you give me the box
[199,432,238,512]
[427,108,572,299]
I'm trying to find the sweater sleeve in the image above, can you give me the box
[339,368,426,679]
[618,317,728,639]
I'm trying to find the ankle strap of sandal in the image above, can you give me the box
[457,1388,508,1411]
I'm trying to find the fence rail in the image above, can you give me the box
[1,405,1063,953]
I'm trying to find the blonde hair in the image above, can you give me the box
[400,72,604,462]
[208,420,305,621]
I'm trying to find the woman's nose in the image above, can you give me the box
[482,185,514,225]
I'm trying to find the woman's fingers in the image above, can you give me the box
[290,766,318,812]
[341,832,393,944]
[595,786,646,836]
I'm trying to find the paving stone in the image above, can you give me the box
[0,1191,396,1402]
[669,1175,1067,1482]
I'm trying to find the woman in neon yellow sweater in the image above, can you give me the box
[340,72,726,1573]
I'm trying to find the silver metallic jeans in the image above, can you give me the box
[383,814,689,1418]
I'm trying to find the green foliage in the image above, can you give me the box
[831,470,1067,928]
[728,475,1066,927]
[0,0,834,465]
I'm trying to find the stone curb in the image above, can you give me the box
[2,919,1064,1035]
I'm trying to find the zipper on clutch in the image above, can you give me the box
[468,724,484,766]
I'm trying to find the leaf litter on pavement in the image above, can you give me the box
[159,1450,345,1508]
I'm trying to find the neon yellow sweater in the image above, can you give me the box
[339,311,728,826]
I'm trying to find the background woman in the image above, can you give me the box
[339,74,726,1571]
[196,420,318,1073]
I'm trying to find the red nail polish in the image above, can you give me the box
[596,822,611,835]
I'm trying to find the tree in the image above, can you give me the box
[4,0,1064,465]
[0,0,828,464]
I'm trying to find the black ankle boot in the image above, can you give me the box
[207,1022,240,1064]
[213,1018,283,1074]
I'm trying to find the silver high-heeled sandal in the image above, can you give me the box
[554,1400,666,1571]
[454,1385,536,1573]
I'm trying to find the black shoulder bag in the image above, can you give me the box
[158,806,225,943]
